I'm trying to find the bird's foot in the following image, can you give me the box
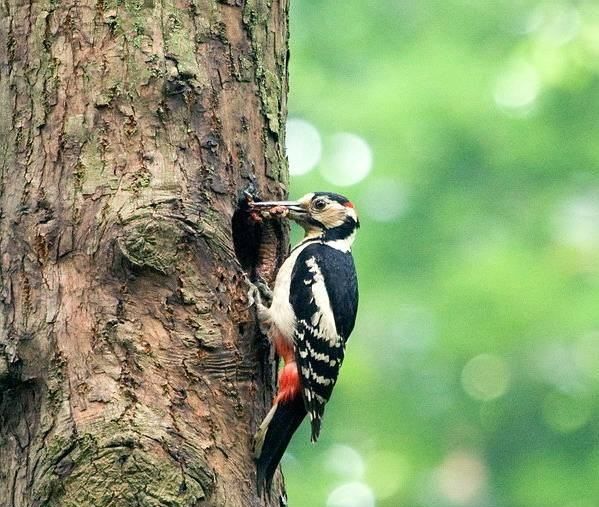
[246,276,273,335]
[254,276,273,305]
[245,276,273,308]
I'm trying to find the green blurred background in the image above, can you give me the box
[281,1,599,506]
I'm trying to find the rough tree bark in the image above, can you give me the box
[0,0,290,505]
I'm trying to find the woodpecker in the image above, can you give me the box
[248,191,359,492]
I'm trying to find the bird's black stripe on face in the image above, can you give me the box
[304,216,324,228]
[322,216,359,241]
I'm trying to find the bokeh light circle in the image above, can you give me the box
[461,354,510,401]
[527,4,581,46]
[286,118,322,176]
[321,133,373,186]
[327,482,375,507]
[366,450,410,500]
[553,191,599,252]
[361,177,407,223]
[543,392,591,433]
[324,444,365,480]
[494,62,540,111]
[437,451,487,505]
[575,332,599,381]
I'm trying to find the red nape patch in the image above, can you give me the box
[275,361,301,404]
[343,201,355,208]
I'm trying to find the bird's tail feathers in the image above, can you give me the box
[254,395,306,495]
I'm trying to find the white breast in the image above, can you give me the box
[268,241,313,342]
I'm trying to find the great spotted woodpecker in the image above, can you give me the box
[248,192,359,492]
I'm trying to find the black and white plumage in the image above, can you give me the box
[249,192,359,492]
[291,242,358,441]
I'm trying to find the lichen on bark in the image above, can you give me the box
[35,426,212,507]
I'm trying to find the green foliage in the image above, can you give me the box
[284,1,599,506]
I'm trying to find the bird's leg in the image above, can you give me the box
[254,275,273,304]
[246,276,273,336]
[246,275,273,307]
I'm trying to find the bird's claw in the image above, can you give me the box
[246,277,273,335]
[245,277,273,309]
[246,281,260,309]
[254,278,273,305]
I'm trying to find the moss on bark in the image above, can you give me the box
[36,427,212,507]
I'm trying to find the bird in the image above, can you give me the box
[247,191,360,493]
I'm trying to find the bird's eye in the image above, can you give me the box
[313,199,327,210]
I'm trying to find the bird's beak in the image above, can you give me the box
[250,200,306,214]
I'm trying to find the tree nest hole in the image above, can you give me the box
[232,194,287,285]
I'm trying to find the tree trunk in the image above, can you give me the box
[0,0,289,505]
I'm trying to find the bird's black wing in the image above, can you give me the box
[289,243,358,441]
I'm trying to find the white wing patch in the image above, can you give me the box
[304,256,341,346]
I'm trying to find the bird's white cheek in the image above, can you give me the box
[318,208,346,228]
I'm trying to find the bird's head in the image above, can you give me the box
[252,192,359,244]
